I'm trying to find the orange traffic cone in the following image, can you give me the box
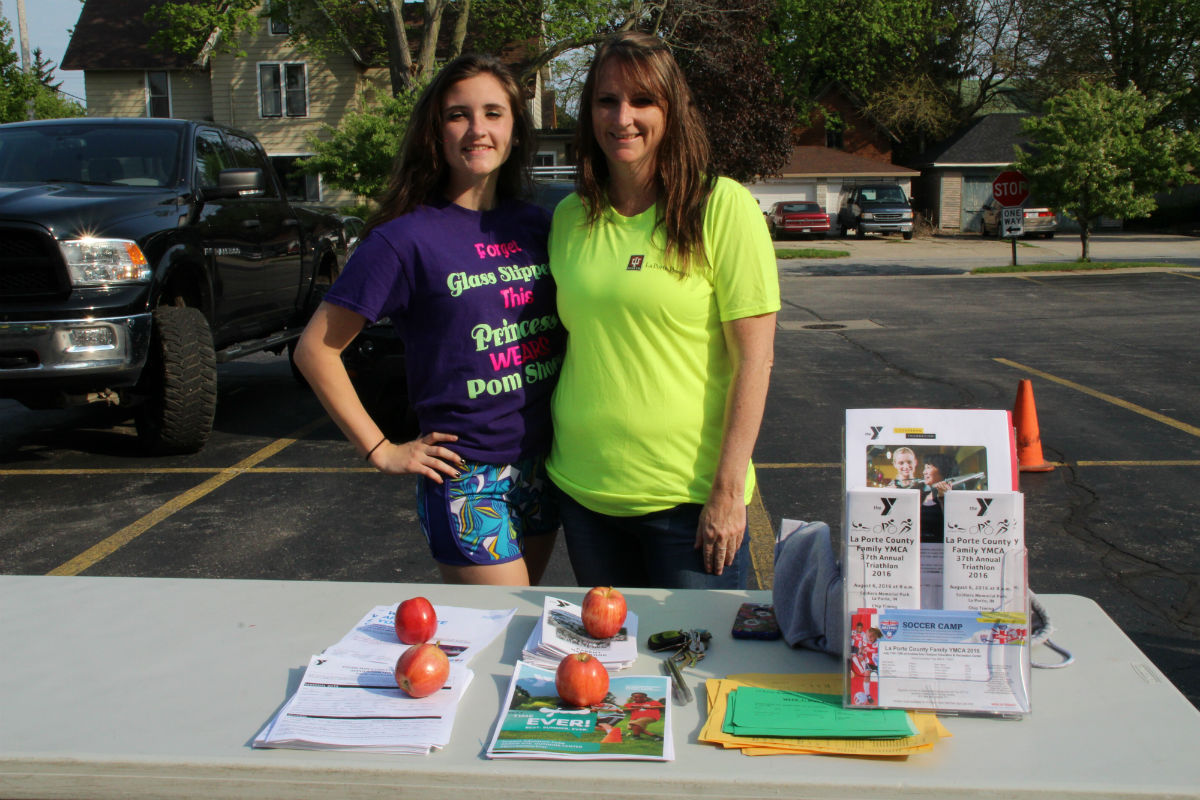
[1012,379,1054,472]
[601,727,622,744]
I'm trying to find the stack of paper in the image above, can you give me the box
[486,662,674,761]
[700,673,952,758]
[521,595,638,672]
[254,603,515,754]
[254,654,473,754]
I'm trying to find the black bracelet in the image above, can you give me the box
[364,436,387,461]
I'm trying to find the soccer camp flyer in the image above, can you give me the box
[846,608,1031,714]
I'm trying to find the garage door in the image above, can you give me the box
[961,175,994,233]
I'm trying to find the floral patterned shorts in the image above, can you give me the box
[416,455,559,566]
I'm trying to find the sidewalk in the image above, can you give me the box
[779,232,1200,270]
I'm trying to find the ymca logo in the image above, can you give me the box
[976,498,993,516]
[627,254,644,271]
[880,497,898,515]
[868,426,883,440]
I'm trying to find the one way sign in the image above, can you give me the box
[1001,206,1024,238]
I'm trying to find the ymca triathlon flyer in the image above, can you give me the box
[844,409,1018,608]
[486,662,674,760]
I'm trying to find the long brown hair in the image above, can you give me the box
[363,54,534,238]
[574,31,715,276]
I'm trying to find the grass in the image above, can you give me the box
[973,261,1190,274]
[775,248,850,259]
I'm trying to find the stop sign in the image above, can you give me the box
[992,170,1029,207]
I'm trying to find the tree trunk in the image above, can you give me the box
[380,0,415,96]
[418,0,448,77]
[449,0,470,61]
[1079,221,1090,262]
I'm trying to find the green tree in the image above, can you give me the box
[1024,0,1200,127]
[1015,82,1199,260]
[664,0,792,181]
[0,18,84,122]
[769,0,942,112]
[298,88,423,197]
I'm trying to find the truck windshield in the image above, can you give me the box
[859,186,907,203]
[0,125,181,187]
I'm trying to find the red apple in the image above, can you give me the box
[394,642,450,698]
[555,652,609,708]
[581,586,627,639]
[394,596,438,644]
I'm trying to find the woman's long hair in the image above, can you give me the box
[574,31,715,277]
[363,54,534,238]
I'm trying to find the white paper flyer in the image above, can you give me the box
[943,491,1027,613]
[846,608,1030,715]
[844,409,1017,610]
[844,488,921,610]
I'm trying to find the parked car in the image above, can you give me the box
[838,183,914,240]
[0,118,346,453]
[979,197,1057,239]
[766,201,831,240]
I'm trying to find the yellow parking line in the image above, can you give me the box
[1171,271,1200,281]
[747,485,775,591]
[756,462,841,469]
[995,358,1200,439]
[46,418,328,576]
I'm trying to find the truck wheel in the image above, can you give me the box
[136,306,217,454]
[903,231,913,240]
[855,225,866,239]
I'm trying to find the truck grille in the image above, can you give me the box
[872,213,904,222]
[0,227,67,298]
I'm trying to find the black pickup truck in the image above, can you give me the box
[0,118,345,453]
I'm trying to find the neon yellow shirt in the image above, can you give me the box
[547,177,780,516]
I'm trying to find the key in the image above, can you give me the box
[648,630,688,652]
[662,654,693,705]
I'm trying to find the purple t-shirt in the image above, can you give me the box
[324,198,562,464]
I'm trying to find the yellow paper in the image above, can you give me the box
[701,674,951,758]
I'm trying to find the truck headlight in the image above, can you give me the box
[861,212,874,220]
[900,211,913,220]
[59,238,150,286]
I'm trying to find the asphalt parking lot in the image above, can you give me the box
[3,232,1198,708]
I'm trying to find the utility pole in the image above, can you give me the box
[16,0,35,119]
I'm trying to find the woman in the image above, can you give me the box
[547,32,779,589]
[294,55,563,586]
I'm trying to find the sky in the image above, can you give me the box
[3,0,88,105]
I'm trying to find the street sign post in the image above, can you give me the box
[992,170,1029,266]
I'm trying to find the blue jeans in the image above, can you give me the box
[556,488,750,589]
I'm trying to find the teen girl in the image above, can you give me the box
[295,55,562,585]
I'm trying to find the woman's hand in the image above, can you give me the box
[368,432,463,482]
[696,493,746,575]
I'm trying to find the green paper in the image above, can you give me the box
[722,687,916,739]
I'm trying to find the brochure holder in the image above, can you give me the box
[841,409,1031,716]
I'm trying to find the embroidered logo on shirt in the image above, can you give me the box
[626,254,644,271]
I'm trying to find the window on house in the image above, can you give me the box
[270,155,320,201]
[268,0,290,34]
[533,152,556,167]
[146,71,171,118]
[258,63,307,118]
[825,127,844,149]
